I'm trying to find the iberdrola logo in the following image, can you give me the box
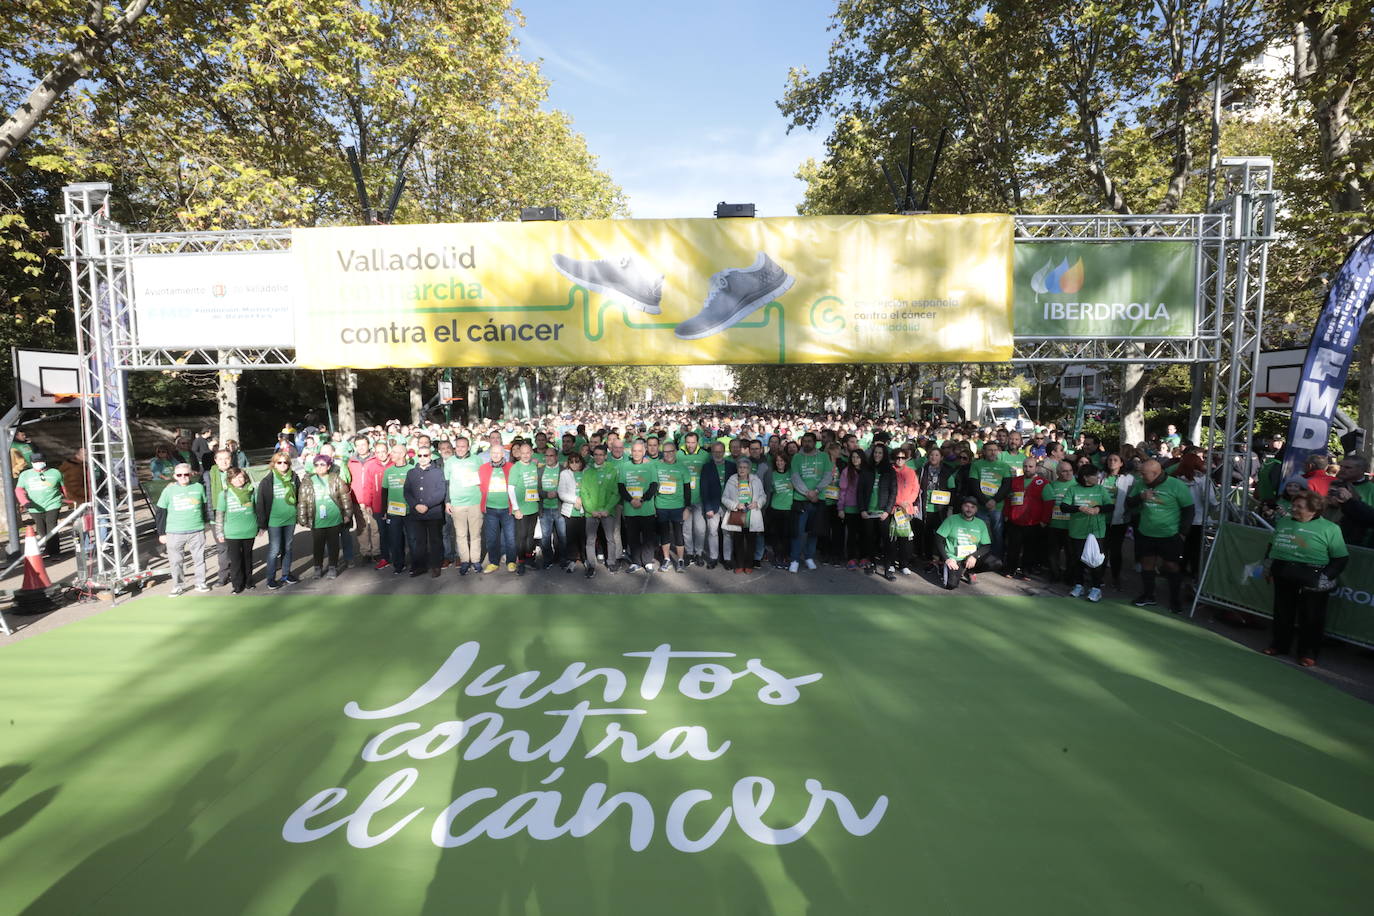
[1030,257,1085,295]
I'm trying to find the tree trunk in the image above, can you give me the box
[335,369,356,434]
[408,368,424,424]
[1120,364,1148,448]
[216,358,239,444]
[0,0,153,164]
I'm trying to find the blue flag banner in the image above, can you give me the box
[1280,233,1374,483]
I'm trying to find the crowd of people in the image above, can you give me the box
[10,403,1366,667]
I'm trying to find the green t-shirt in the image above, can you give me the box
[1270,516,1348,566]
[485,463,510,510]
[790,451,829,495]
[510,460,542,514]
[771,473,795,511]
[11,441,33,470]
[679,448,710,507]
[654,460,689,510]
[157,482,206,534]
[1043,479,1074,529]
[936,515,990,559]
[268,473,297,527]
[866,476,882,513]
[619,459,657,516]
[444,454,482,507]
[309,473,343,528]
[216,487,259,539]
[1065,483,1112,540]
[1130,475,1194,538]
[17,468,64,511]
[539,463,563,510]
[969,459,1012,510]
[383,463,412,516]
[1256,458,1281,501]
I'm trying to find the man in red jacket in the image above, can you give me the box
[1004,457,1050,580]
[360,440,389,566]
[349,435,382,563]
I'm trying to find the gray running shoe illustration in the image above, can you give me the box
[552,254,664,314]
[674,253,795,340]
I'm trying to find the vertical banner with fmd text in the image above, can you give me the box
[290,214,1013,369]
[1013,241,1197,338]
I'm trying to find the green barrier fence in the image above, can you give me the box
[1199,522,1374,647]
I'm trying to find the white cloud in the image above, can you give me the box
[520,32,625,92]
[615,127,828,219]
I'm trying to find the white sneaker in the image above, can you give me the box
[644,562,656,572]
[900,566,912,576]
[1070,584,1084,598]
[169,588,184,598]
[628,563,642,573]
[804,558,817,570]
[1088,587,1102,603]
[193,584,211,593]
[552,254,664,313]
[788,561,799,573]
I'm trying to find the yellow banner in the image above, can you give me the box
[290,214,1013,369]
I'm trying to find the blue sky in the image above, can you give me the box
[515,0,838,219]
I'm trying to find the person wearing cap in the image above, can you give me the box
[935,496,995,589]
[155,462,210,596]
[1262,490,1348,667]
[296,454,354,580]
[404,442,447,577]
[16,450,68,559]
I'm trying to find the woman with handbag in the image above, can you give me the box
[889,448,920,576]
[1058,464,1113,603]
[720,458,765,573]
[1263,490,1348,667]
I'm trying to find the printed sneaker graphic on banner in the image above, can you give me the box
[552,254,664,314]
[1030,257,1085,295]
[674,252,795,340]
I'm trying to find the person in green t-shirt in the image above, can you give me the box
[156,462,209,595]
[678,432,710,566]
[538,447,565,569]
[618,440,659,571]
[299,455,354,579]
[509,442,543,574]
[444,436,483,575]
[1040,460,1076,583]
[788,432,834,571]
[1263,491,1348,665]
[581,444,622,572]
[260,452,300,588]
[10,428,34,477]
[214,466,260,593]
[381,444,414,574]
[967,442,1012,558]
[654,441,691,572]
[1059,465,1113,601]
[1126,458,1195,613]
[16,452,67,559]
[559,452,593,577]
[935,496,994,589]
[766,451,794,569]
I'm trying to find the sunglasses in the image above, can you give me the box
[174,472,191,478]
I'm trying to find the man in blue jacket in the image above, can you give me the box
[697,441,732,569]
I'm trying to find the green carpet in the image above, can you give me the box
[2,594,1373,915]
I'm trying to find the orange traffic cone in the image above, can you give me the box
[21,525,52,590]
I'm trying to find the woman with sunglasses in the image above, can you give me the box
[297,455,355,580]
[155,462,210,597]
[889,449,919,576]
[255,451,300,589]
[215,466,259,593]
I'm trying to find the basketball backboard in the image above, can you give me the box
[1253,348,1305,409]
[12,348,83,409]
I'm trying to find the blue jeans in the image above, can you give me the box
[540,507,563,563]
[483,507,516,565]
[792,502,820,561]
[267,524,294,582]
[341,527,355,565]
[443,513,457,562]
[382,514,409,569]
[977,508,1005,557]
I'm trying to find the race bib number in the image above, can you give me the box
[525,488,539,503]
[956,541,975,559]
[659,480,677,496]
[387,499,406,516]
[1010,492,1025,506]
[1052,508,1069,521]
[628,486,644,499]
[930,490,951,506]
[979,480,996,496]
[822,484,839,501]
[318,504,328,520]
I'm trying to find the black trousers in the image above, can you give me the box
[624,514,657,566]
[1005,523,1030,571]
[565,516,587,564]
[920,510,946,563]
[731,530,757,570]
[1069,537,1105,588]
[1047,528,1071,581]
[861,516,890,566]
[515,513,537,562]
[1270,568,1330,659]
[226,536,254,591]
[311,525,341,570]
[408,515,445,571]
[890,522,918,570]
[1105,523,1129,580]
[841,512,863,560]
[29,506,61,558]
[765,507,791,562]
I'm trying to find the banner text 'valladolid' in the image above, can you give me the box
[291,214,1013,369]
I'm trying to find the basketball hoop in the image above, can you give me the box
[1255,392,1291,404]
[52,393,79,404]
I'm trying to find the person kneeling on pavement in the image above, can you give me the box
[935,496,1001,589]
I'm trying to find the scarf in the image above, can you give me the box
[229,482,254,509]
[274,468,297,505]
